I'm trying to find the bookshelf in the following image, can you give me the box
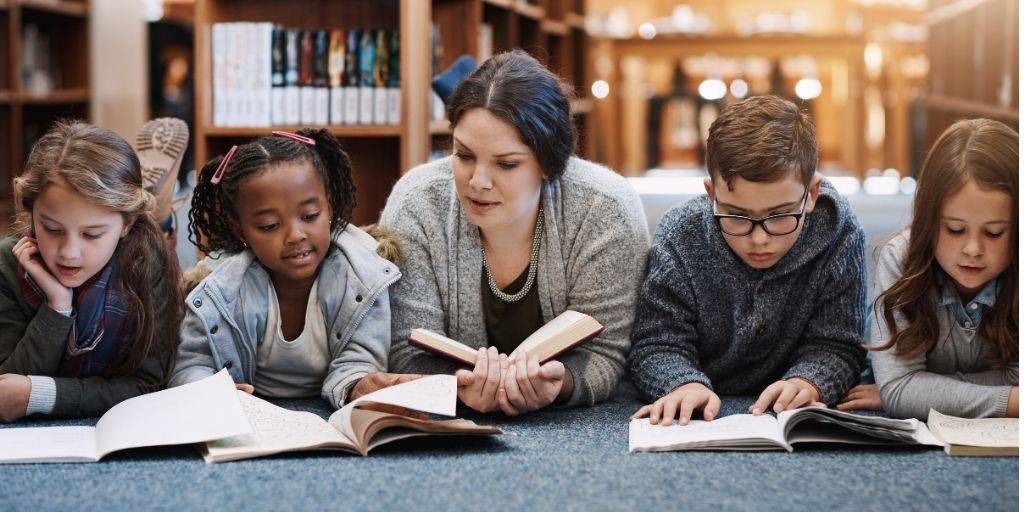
[193,0,590,225]
[428,0,592,159]
[0,0,91,199]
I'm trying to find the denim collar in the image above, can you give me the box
[939,276,999,308]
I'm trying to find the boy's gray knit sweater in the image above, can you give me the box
[628,180,867,406]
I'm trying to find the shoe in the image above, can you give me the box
[137,117,188,222]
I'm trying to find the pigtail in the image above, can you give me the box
[298,128,356,235]
[188,154,246,255]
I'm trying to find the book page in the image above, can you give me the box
[94,369,252,458]
[927,409,1019,448]
[328,374,458,443]
[0,426,98,463]
[628,414,787,452]
[408,329,478,366]
[204,392,353,461]
[512,310,601,363]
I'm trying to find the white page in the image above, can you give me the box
[927,409,1018,447]
[628,414,787,452]
[204,392,348,460]
[0,426,98,463]
[95,370,251,458]
[328,374,457,443]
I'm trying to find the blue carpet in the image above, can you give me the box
[1,382,1016,511]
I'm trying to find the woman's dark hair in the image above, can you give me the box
[446,49,576,180]
[189,128,356,254]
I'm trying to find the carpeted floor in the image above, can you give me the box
[2,381,1017,511]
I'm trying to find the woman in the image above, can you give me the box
[381,50,650,415]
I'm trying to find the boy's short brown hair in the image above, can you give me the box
[706,95,818,189]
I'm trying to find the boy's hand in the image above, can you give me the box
[631,382,721,426]
[0,374,31,422]
[750,378,821,415]
[13,236,72,312]
[349,372,425,401]
[837,384,882,411]
[455,347,506,413]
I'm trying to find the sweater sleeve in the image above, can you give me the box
[782,226,868,406]
[871,237,1013,420]
[379,183,463,378]
[556,190,650,407]
[48,272,178,418]
[628,215,712,403]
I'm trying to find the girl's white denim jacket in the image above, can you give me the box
[169,225,400,408]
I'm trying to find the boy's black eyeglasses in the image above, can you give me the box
[713,190,808,236]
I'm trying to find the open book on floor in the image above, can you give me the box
[408,310,603,366]
[0,370,250,463]
[202,374,501,462]
[629,406,945,453]
[927,409,1018,457]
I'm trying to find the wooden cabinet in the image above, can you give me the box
[192,0,589,225]
[0,0,90,198]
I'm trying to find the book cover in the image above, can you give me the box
[927,409,1019,457]
[299,30,316,125]
[373,29,390,125]
[313,29,330,126]
[343,29,361,125]
[328,29,346,125]
[358,29,376,124]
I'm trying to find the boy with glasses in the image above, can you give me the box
[629,95,867,425]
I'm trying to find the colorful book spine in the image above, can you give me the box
[343,29,361,125]
[373,29,390,126]
[313,29,330,126]
[299,30,316,125]
[328,29,346,125]
[358,29,376,124]
[387,29,401,126]
[284,29,301,125]
[271,25,286,125]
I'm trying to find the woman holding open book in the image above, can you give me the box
[380,50,650,415]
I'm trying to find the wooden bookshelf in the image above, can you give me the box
[192,0,591,224]
[428,0,594,159]
[0,0,90,199]
[924,0,1018,148]
[193,0,429,225]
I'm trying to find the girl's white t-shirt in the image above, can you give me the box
[253,277,331,398]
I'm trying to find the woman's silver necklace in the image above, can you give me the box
[482,209,544,303]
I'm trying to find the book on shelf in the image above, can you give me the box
[358,29,376,124]
[343,29,361,125]
[270,26,286,125]
[299,30,316,125]
[0,371,250,464]
[283,28,302,125]
[202,374,502,462]
[927,409,1018,457]
[408,310,604,366]
[373,29,390,125]
[628,406,945,453]
[328,29,346,125]
[387,29,402,125]
[313,29,331,126]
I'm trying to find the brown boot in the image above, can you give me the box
[137,117,188,222]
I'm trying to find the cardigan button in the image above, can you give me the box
[755,324,767,336]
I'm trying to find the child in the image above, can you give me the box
[870,119,1018,420]
[0,121,181,421]
[629,95,867,425]
[170,129,411,408]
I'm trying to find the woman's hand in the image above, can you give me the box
[455,347,505,413]
[0,374,32,422]
[13,236,72,312]
[497,355,568,416]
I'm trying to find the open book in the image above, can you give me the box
[408,310,604,366]
[0,370,250,463]
[927,409,1018,457]
[202,374,501,462]
[629,406,945,453]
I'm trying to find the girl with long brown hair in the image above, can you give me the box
[0,120,182,421]
[871,118,1018,420]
